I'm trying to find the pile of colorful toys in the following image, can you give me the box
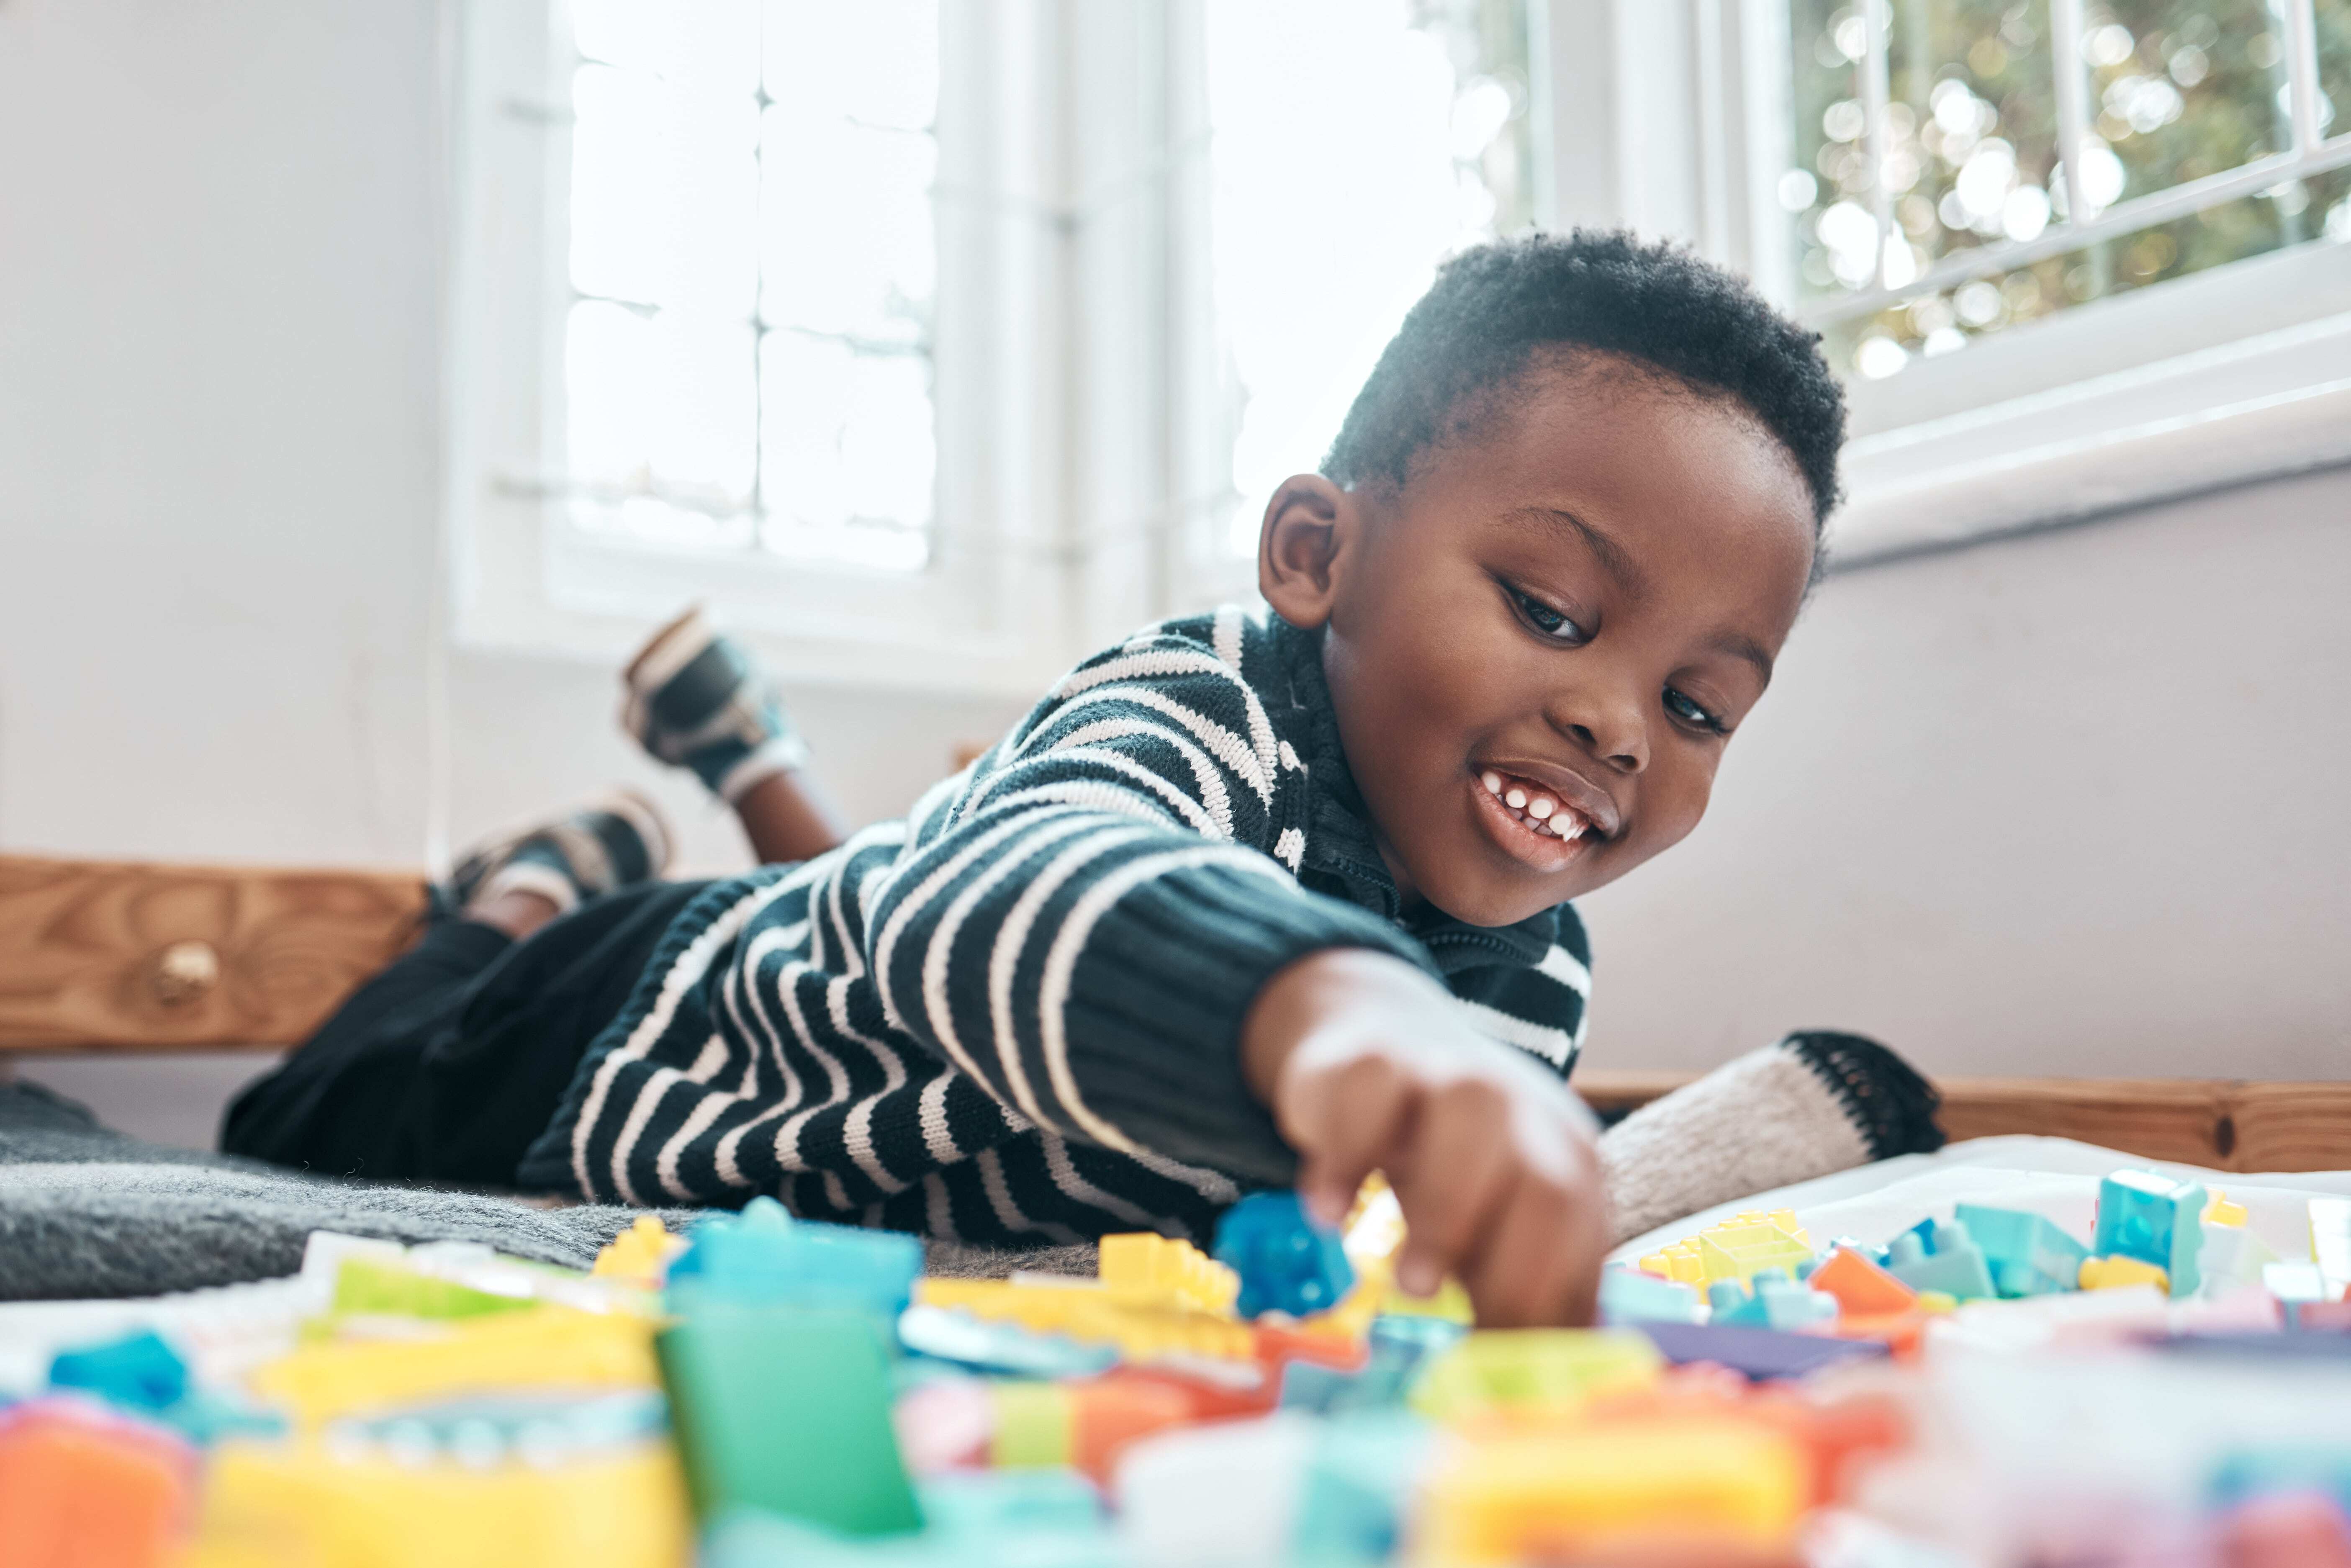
[2,1171,2349,1565]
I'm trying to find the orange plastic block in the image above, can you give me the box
[1809,1247,1917,1317]
[0,1404,194,1568]
[1831,1309,1928,1357]
[1069,1376,1202,1485]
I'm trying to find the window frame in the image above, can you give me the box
[1534,0,2351,566]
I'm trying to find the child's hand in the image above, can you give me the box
[1240,948,1609,1328]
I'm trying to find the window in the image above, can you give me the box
[561,0,939,572]
[1773,0,2351,380]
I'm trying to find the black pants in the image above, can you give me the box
[221,880,713,1187]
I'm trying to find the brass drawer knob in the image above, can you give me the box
[150,940,221,1006]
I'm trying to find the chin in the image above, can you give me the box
[1412,866,1564,928]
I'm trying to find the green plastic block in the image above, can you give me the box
[657,1304,922,1538]
[331,1257,541,1320]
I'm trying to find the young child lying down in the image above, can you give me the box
[227,230,1885,1327]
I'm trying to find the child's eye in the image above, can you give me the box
[1663,687,1727,734]
[1507,586,1590,646]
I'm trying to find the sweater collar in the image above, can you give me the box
[1264,614,1561,975]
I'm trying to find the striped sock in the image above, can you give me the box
[447,791,673,919]
[622,607,809,803]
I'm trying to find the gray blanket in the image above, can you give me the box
[0,1081,1087,1301]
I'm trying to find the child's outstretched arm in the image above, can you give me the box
[1242,948,1608,1328]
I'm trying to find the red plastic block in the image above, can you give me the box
[0,1403,194,1568]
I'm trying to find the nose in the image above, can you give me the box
[1548,679,1649,774]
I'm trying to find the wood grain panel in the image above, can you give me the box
[1575,1069,2351,1173]
[0,855,429,1052]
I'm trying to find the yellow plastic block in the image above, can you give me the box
[1416,1418,1807,1563]
[1409,1329,1662,1423]
[1694,1224,1814,1285]
[914,1278,1258,1364]
[1914,1290,1958,1315]
[2203,1189,2248,1229]
[592,1216,684,1289]
[1637,1244,1705,1285]
[186,1437,688,1568]
[251,1309,660,1426]
[2080,1255,2170,1293]
[1098,1233,1240,1317]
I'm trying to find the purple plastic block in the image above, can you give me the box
[1634,1321,1890,1380]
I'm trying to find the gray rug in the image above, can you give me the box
[0,1081,1088,1301]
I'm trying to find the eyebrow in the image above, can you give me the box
[1711,630,1775,687]
[1500,506,1644,595]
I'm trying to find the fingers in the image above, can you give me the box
[1388,1077,1519,1296]
[1282,1053,1415,1230]
[1457,1153,1609,1327]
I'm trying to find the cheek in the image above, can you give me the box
[1631,748,1721,856]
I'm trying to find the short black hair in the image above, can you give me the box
[1322,229,1846,530]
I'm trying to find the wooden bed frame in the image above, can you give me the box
[5,851,2348,1174]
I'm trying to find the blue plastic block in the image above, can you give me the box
[1708,1278,1771,1327]
[2093,1170,2205,1298]
[1705,1270,1835,1331]
[1600,1266,1703,1326]
[667,1195,923,1323]
[895,1305,1118,1379]
[1954,1203,2089,1298]
[1886,1219,1996,1301]
[1214,1191,1355,1319]
[1294,1412,1433,1566]
[48,1330,188,1412]
[1282,1316,1465,1414]
[917,1468,1105,1538]
[2207,1445,2351,1516]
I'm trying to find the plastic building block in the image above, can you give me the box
[1293,1411,1436,1567]
[1599,1266,1703,1325]
[915,1278,1259,1365]
[2205,1189,2249,1228]
[2080,1254,2171,1292]
[667,1196,922,1324]
[1953,1203,2089,1298]
[593,1215,684,1288]
[975,1373,1226,1483]
[1635,1321,1891,1379]
[895,1303,1118,1378]
[1636,1243,1706,1285]
[48,1330,190,1413]
[658,1303,922,1537]
[331,1254,550,1321]
[1708,1278,1768,1327]
[2199,1222,2281,1296]
[1408,1329,1662,1421]
[918,1468,1105,1537]
[2092,1169,2205,1297]
[1691,1212,1816,1284]
[2312,1198,2351,1298]
[1098,1231,1240,1316]
[1807,1247,1917,1317]
[0,1403,195,1568]
[1885,1221,1995,1301]
[1215,1191,1356,1319]
[189,1414,689,1568]
[252,1307,659,1426]
[1418,1417,1807,1562]
[1706,1270,1836,1332]
[1282,1315,1467,1414]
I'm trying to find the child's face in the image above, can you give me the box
[1263,359,1818,927]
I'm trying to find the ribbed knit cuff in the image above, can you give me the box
[1052,863,1432,1189]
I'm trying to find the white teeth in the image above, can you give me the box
[1552,815,1586,840]
[1504,787,1527,809]
[1527,797,1555,820]
[1480,771,1502,796]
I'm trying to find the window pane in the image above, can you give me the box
[758,109,936,342]
[758,333,934,569]
[1206,0,1529,543]
[573,0,759,97]
[1787,0,1876,296]
[2319,0,2351,142]
[2086,0,2291,206]
[570,65,759,316]
[1834,163,2351,373]
[1886,0,2063,275]
[762,0,939,132]
[567,301,756,503]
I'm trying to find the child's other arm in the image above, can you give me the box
[1242,948,1609,1329]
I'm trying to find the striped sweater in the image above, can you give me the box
[519,608,1591,1244]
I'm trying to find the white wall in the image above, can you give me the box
[2,3,2341,1150]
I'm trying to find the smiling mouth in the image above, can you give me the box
[1476,768,1597,843]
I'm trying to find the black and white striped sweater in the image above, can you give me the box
[518,608,1592,1245]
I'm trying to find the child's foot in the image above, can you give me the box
[621,607,810,803]
[445,791,674,930]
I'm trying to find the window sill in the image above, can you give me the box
[1829,308,2351,571]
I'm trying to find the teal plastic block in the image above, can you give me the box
[1954,1203,2089,1298]
[1708,1278,1770,1327]
[701,1469,1118,1568]
[2093,1171,2205,1298]
[1215,1191,1355,1319]
[1294,1412,1433,1566]
[1706,1270,1835,1330]
[1600,1266,1703,1325]
[657,1304,923,1538]
[1886,1220,1996,1301]
[1282,1315,1465,1414]
[667,1196,923,1324]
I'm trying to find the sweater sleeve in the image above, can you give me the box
[863,632,1427,1186]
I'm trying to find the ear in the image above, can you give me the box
[1256,474,1359,631]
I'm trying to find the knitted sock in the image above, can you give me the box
[1596,1031,1943,1246]
[445,791,673,920]
[622,607,810,803]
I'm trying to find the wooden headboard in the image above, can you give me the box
[3,852,2346,1174]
